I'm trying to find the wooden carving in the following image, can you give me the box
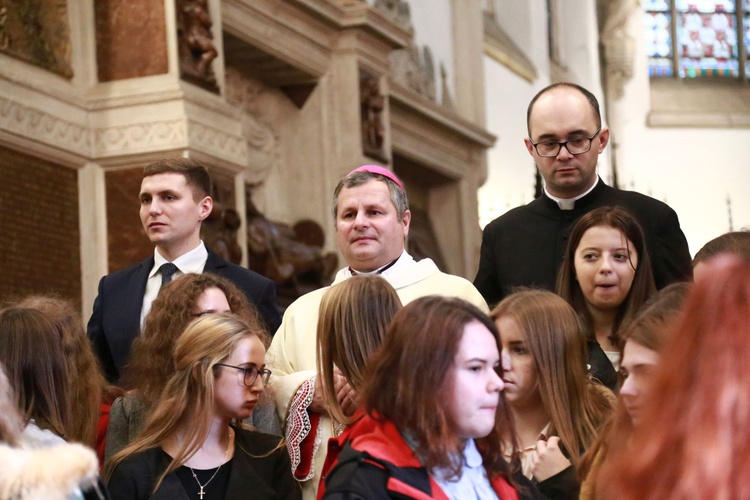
[0,0,72,78]
[360,70,387,162]
[176,0,219,92]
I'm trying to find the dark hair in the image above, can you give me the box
[332,170,409,220]
[123,273,266,404]
[317,276,402,424]
[526,83,602,136]
[0,307,70,438]
[143,158,213,200]
[556,206,656,347]
[364,296,518,479]
[598,257,750,499]
[692,230,750,267]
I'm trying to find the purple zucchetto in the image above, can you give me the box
[347,165,404,189]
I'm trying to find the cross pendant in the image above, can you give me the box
[198,486,205,500]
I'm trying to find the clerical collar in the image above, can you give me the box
[544,177,599,210]
[348,250,408,276]
[349,256,400,276]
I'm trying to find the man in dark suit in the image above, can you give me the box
[474,83,692,308]
[87,158,281,383]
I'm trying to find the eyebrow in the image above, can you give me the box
[579,246,630,252]
[534,129,592,141]
[140,188,180,199]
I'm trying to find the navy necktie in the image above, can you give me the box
[159,263,179,287]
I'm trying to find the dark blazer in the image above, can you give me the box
[87,249,281,383]
[474,179,692,308]
[106,427,300,500]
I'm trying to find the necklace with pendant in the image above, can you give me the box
[188,427,233,500]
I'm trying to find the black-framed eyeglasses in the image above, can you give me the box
[215,363,272,386]
[530,129,601,158]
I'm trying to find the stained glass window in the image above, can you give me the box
[645,1,749,79]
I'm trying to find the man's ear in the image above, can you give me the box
[401,209,411,238]
[198,196,213,221]
[597,127,610,153]
[524,137,535,157]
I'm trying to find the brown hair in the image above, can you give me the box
[0,362,24,446]
[316,276,402,424]
[364,296,518,479]
[556,205,656,348]
[692,230,750,266]
[143,157,213,200]
[0,307,70,438]
[124,273,265,405]
[18,296,117,447]
[490,290,614,467]
[596,260,750,499]
[104,313,270,491]
[578,282,689,484]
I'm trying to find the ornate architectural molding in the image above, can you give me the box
[94,120,186,158]
[389,45,437,102]
[187,119,248,164]
[0,96,89,155]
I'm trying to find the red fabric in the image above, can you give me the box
[294,410,321,480]
[317,413,518,500]
[95,402,111,470]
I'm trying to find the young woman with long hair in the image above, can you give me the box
[19,295,123,461]
[578,282,689,499]
[0,362,107,499]
[557,206,656,377]
[597,257,750,499]
[0,307,71,446]
[105,313,299,499]
[289,276,401,499]
[321,296,536,499]
[106,273,265,460]
[490,290,614,495]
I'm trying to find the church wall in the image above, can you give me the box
[612,6,749,255]
[0,146,82,309]
[408,0,455,107]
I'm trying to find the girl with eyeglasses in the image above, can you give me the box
[106,273,264,461]
[104,313,300,499]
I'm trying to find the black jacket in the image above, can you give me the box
[87,249,281,382]
[106,427,299,500]
[474,179,692,307]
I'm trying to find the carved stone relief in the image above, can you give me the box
[359,70,387,162]
[0,96,90,155]
[224,67,277,178]
[598,0,639,99]
[389,45,438,101]
[373,0,411,26]
[176,0,219,92]
[0,0,72,78]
